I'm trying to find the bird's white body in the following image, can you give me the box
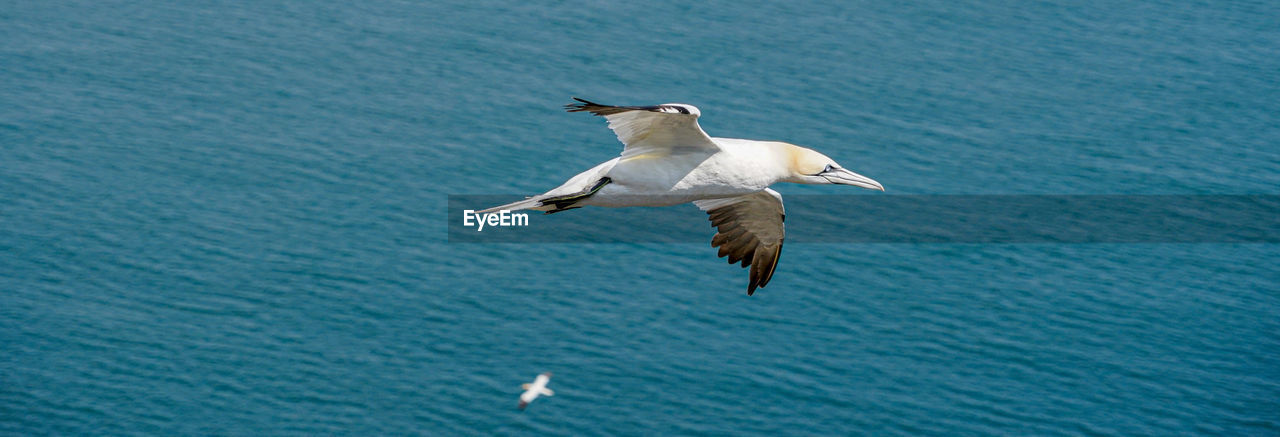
[518,373,553,409]
[481,98,884,294]
[545,138,790,208]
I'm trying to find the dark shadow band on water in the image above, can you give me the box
[448,195,1280,243]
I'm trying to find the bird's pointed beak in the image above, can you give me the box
[823,168,884,191]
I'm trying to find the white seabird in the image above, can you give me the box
[481,98,885,295]
[518,372,554,410]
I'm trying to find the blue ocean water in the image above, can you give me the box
[3,0,1279,434]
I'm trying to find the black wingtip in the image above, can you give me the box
[565,97,599,112]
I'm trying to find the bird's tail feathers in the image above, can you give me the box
[477,197,551,214]
[479,177,611,214]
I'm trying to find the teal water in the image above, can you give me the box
[3,0,1279,435]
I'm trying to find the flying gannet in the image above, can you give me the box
[518,372,554,410]
[480,98,884,295]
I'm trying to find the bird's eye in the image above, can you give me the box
[822,164,834,173]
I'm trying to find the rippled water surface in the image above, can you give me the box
[3,0,1279,435]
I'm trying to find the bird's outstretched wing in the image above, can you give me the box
[566,97,718,158]
[694,189,786,295]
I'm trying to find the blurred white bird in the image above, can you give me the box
[481,98,884,295]
[518,372,554,410]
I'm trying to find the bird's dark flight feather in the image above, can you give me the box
[565,97,690,116]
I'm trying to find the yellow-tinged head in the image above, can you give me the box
[781,144,885,190]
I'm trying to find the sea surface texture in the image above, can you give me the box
[3,1,1279,435]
